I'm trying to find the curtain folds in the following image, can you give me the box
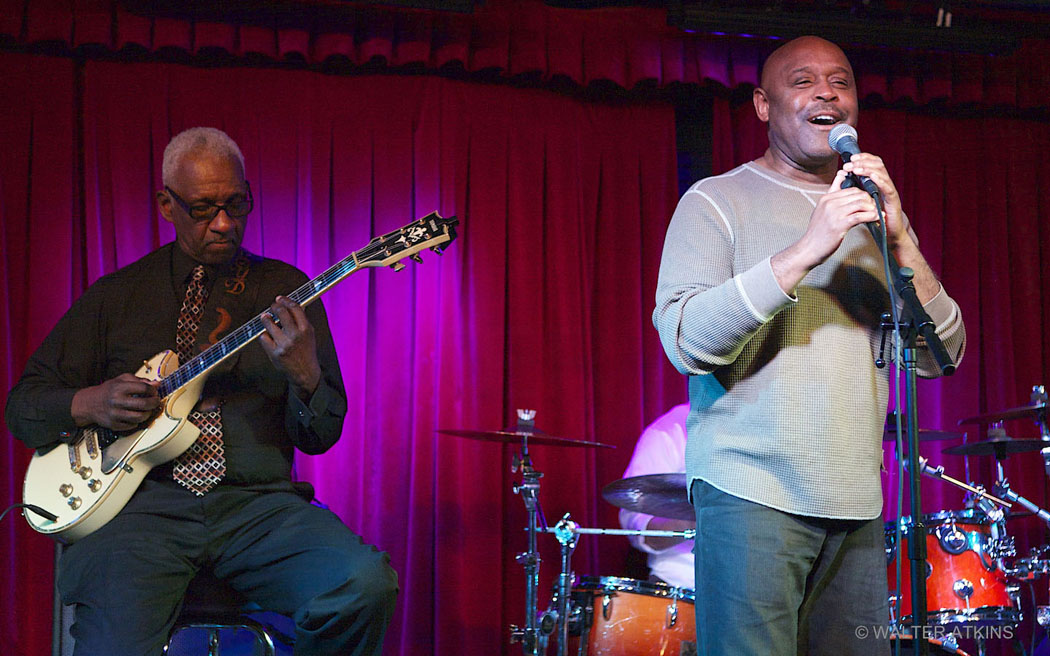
[1,0,1048,109]
[0,54,682,655]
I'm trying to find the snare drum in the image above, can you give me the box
[570,576,695,656]
[885,509,1018,627]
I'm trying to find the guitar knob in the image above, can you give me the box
[59,483,73,497]
[78,467,92,480]
[88,479,102,493]
[68,497,82,510]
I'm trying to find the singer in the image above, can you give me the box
[653,36,967,655]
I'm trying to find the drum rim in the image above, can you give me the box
[887,508,994,530]
[899,605,1021,627]
[575,575,695,602]
[888,634,971,655]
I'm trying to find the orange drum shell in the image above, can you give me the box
[571,580,695,656]
[888,521,1011,620]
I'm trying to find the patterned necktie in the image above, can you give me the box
[172,265,226,495]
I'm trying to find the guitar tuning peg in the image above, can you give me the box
[391,261,406,272]
[430,246,444,255]
[409,254,423,264]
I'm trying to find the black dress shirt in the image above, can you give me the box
[5,243,347,485]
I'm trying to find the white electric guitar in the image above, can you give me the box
[22,212,458,542]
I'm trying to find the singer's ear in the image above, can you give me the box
[753,87,770,123]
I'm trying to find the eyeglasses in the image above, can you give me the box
[165,181,253,222]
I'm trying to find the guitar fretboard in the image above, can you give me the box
[156,237,389,398]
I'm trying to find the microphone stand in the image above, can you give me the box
[845,170,957,656]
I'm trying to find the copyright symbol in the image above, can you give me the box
[855,625,869,639]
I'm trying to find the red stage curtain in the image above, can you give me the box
[714,95,1050,555]
[1,0,1048,109]
[0,53,682,654]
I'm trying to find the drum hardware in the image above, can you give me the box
[438,410,613,656]
[551,514,580,656]
[886,510,1021,629]
[535,519,696,656]
[907,457,1012,510]
[1037,605,1050,628]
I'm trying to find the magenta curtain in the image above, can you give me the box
[2,0,1049,109]
[0,54,683,654]
[715,95,1050,554]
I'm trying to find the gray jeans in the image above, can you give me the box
[692,479,890,656]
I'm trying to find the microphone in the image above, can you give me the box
[827,124,880,197]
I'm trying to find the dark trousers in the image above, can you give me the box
[57,479,398,656]
[692,479,889,656]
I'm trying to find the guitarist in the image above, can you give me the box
[5,127,397,656]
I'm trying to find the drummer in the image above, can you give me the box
[618,403,695,589]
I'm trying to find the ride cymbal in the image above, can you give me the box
[943,437,1049,457]
[958,402,1047,425]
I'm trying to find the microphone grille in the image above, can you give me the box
[828,123,857,151]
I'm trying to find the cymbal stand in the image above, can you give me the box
[991,444,1050,529]
[1030,385,1050,477]
[508,410,549,656]
[550,514,579,656]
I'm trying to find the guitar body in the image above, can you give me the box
[22,351,206,542]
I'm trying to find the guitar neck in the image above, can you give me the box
[156,250,363,398]
[155,211,456,398]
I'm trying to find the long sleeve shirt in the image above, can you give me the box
[618,403,694,589]
[653,161,966,520]
[6,243,347,485]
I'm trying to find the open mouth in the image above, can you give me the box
[808,115,840,126]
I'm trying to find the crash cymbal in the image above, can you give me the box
[958,402,1047,425]
[943,437,1050,457]
[883,427,966,442]
[601,473,693,521]
[436,428,614,449]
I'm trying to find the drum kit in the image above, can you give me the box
[437,385,1050,656]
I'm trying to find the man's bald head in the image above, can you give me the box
[752,36,859,181]
[759,36,853,92]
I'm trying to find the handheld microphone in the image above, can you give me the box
[828,124,880,197]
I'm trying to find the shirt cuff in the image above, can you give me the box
[734,257,797,323]
[920,284,956,327]
[289,378,340,427]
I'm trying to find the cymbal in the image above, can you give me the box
[883,427,966,442]
[601,473,693,521]
[943,437,1050,457]
[436,428,614,449]
[958,402,1047,425]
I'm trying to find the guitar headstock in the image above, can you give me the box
[358,212,459,271]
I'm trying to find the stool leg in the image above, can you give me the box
[208,628,220,656]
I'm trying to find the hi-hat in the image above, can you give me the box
[943,436,1049,458]
[959,402,1047,425]
[601,473,693,521]
[437,427,613,449]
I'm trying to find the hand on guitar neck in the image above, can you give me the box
[71,374,161,432]
[259,295,322,397]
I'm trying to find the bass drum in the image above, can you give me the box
[889,635,971,655]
